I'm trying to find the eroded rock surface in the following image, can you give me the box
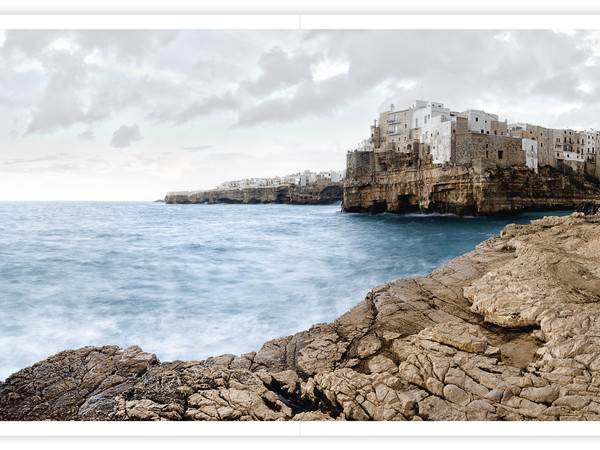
[2,213,600,421]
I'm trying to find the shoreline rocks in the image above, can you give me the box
[165,183,343,205]
[2,212,600,421]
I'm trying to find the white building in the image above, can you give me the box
[586,130,598,163]
[299,171,317,187]
[330,170,346,182]
[461,109,499,135]
[523,138,538,172]
[408,100,452,141]
[428,115,454,164]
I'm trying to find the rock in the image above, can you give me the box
[575,201,600,215]
[165,183,344,205]
[2,213,600,421]
[520,386,560,404]
[465,399,497,421]
[443,384,471,406]
[343,156,600,215]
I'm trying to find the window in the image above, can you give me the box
[481,129,484,133]
[494,130,497,135]
[498,150,504,160]
[475,117,479,122]
[486,151,489,158]
[485,144,489,148]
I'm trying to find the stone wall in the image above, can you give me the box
[455,133,525,168]
[346,150,374,176]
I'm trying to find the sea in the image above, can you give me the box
[0,201,572,381]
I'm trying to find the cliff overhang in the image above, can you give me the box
[343,153,600,215]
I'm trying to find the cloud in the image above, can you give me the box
[78,129,95,141]
[168,92,241,124]
[0,153,80,173]
[240,46,314,96]
[24,52,90,134]
[3,29,600,137]
[110,124,143,148]
[1,30,179,135]
[229,30,599,128]
[183,145,213,151]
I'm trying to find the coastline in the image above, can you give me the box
[165,182,343,205]
[2,210,600,421]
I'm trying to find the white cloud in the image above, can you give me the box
[48,36,79,54]
[311,59,349,82]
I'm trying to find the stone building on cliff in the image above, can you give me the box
[356,99,600,180]
[344,100,600,214]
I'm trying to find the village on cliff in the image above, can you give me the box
[353,99,599,177]
[167,98,600,210]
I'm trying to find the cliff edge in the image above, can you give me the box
[165,183,343,205]
[2,212,600,421]
[343,151,600,215]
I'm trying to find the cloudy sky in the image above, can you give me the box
[1,28,600,200]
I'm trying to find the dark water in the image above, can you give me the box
[0,201,571,380]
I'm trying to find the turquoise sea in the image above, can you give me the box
[0,202,571,381]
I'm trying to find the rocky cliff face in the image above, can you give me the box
[343,159,600,215]
[165,183,343,205]
[2,212,600,421]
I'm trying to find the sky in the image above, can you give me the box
[2,28,600,200]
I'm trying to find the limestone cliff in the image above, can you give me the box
[343,151,600,214]
[2,212,600,421]
[165,183,343,205]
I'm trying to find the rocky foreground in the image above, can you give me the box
[2,212,600,421]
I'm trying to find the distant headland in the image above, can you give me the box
[165,170,345,205]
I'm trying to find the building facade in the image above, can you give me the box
[360,99,599,179]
